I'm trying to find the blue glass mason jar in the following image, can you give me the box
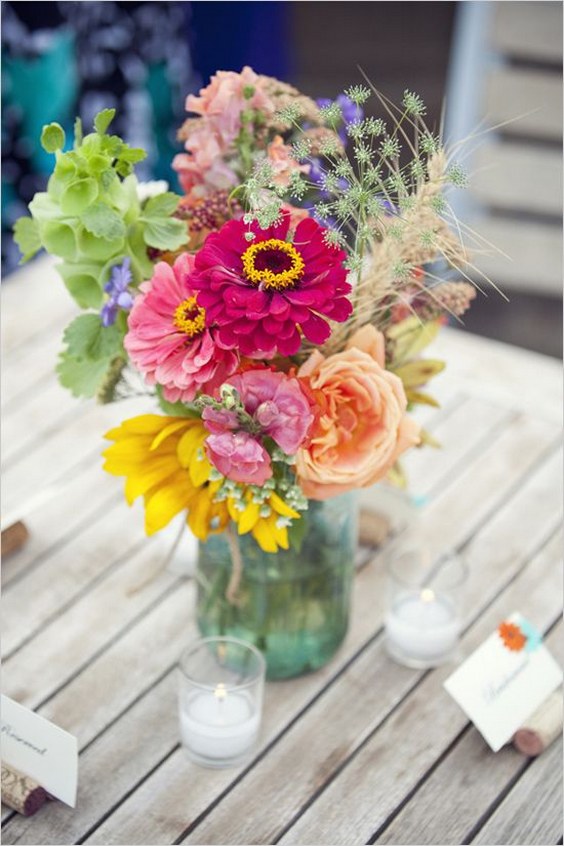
[196,492,359,679]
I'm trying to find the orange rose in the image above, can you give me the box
[295,325,420,499]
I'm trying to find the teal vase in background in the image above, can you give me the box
[196,493,359,680]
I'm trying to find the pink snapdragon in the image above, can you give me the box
[227,370,314,454]
[205,431,272,485]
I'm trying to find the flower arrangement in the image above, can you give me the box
[14,66,481,560]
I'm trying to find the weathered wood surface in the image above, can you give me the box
[1,255,562,845]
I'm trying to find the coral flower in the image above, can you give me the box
[498,621,527,652]
[124,253,238,403]
[295,325,421,499]
[190,212,352,357]
[102,414,229,540]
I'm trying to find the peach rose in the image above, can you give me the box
[266,135,310,187]
[296,325,420,499]
[185,66,275,147]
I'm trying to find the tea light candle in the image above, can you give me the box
[177,636,265,768]
[179,682,260,764]
[385,588,461,666]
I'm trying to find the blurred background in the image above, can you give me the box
[2,1,562,356]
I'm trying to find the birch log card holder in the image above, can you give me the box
[1,695,78,813]
[444,613,563,752]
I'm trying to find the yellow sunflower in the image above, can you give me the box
[102,414,229,541]
[227,490,301,553]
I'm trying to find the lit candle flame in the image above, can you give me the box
[421,588,435,603]
[214,683,227,700]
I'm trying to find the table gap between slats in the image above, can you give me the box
[370,618,563,846]
[1,430,556,846]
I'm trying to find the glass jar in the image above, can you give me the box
[196,492,358,680]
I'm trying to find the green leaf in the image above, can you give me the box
[57,352,110,398]
[74,116,83,147]
[405,389,440,408]
[143,192,180,217]
[81,202,126,241]
[57,264,103,308]
[13,217,41,263]
[41,122,65,153]
[62,314,124,362]
[60,178,99,216]
[391,319,442,365]
[142,217,188,251]
[156,386,199,417]
[418,428,441,449]
[41,220,77,260]
[118,146,147,164]
[391,358,445,388]
[94,108,116,135]
[287,514,307,553]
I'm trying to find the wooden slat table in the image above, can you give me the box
[2,256,562,846]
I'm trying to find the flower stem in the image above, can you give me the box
[225,523,244,606]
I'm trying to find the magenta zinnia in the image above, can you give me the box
[190,212,353,357]
[124,253,238,403]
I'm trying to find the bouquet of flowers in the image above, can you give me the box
[14,67,481,675]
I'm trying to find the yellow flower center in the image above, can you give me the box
[241,238,304,290]
[173,296,206,338]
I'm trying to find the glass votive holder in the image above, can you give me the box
[384,545,468,668]
[177,636,266,769]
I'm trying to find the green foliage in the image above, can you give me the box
[13,217,41,263]
[12,110,187,318]
[57,353,111,398]
[57,311,126,399]
[41,122,65,153]
[156,386,200,417]
[139,193,188,250]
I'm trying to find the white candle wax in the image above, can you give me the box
[179,686,260,762]
[385,589,460,663]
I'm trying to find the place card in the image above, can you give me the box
[444,612,563,751]
[1,695,78,807]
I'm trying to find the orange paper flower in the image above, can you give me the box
[498,621,527,652]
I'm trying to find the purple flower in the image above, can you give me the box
[101,258,134,327]
[317,94,364,143]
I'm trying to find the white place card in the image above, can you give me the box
[444,612,563,751]
[1,695,78,807]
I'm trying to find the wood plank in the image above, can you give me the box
[2,380,85,468]
[432,328,562,424]
[1,256,76,357]
[2,538,182,709]
[472,735,564,845]
[377,623,564,845]
[400,396,510,502]
[485,67,563,141]
[1,327,66,412]
[472,141,562,216]
[278,531,562,846]
[2,496,148,656]
[493,2,563,64]
[77,435,560,845]
[2,555,388,846]
[468,216,562,296]
[1,460,119,588]
[1,395,147,514]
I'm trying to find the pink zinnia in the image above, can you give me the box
[124,253,238,403]
[205,431,272,485]
[190,212,353,357]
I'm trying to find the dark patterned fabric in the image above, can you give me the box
[1,1,196,274]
